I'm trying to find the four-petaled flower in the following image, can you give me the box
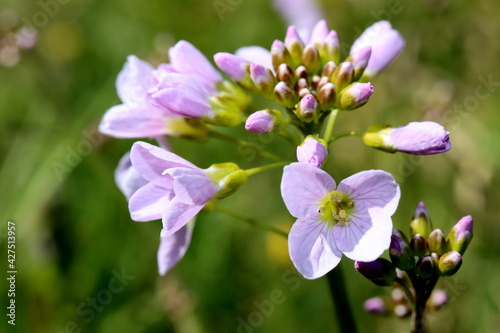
[281,162,400,279]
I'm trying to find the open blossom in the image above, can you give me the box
[129,141,247,237]
[363,122,451,155]
[114,151,194,275]
[281,163,400,279]
[350,21,405,80]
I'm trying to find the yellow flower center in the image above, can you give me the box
[318,191,355,226]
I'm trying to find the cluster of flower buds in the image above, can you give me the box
[356,202,473,317]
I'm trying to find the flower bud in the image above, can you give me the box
[410,202,433,238]
[355,258,397,287]
[296,136,328,168]
[438,251,462,276]
[394,304,412,318]
[416,255,435,279]
[284,26,304,68]
[363,122,451,155]
[363,297,387,314]
[274,81,296,108]
[428,229,448,255]
[321,61,337,77]
[301,45,321,74]
[331,62,354,92]
[389,234,415,271]
[214,53,255,91]
[317,82,336,110]
[296,94,318,122]
[409,234,427,257]
[271,40,292,71]
[205,163,248,199]
[319,30,340,64]
[245,109,286,134]
[392,229,409,244]
[276,63,294,84]
[347,45,372,81]
[447,215,473,255]
[427,289,448,310]
[250,63,277,99]
[337,82,374,110]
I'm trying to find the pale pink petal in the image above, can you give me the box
[281,162,336,219]
[333,210,392,261]
[149,72,207,96]
[129,182,173,222]
[337,170,400,216]
[149,88,212,118]
[166,167,217,206]
[162,199,205,237]
[169,40,221,91]
[235,46,273,72]
[115,152,148,199]
[289,218,342,279]
[99,104,170,138]
[116,55,154,105]
[130,142,197,185]
[309,19,329,45]
[158,223,194,275]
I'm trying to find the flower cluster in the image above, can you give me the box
[356,202,473,319]
[99,18,459,284]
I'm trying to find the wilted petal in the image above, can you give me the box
[99,104,170,138]
[169,40,221,91]
[130,141,197,185]
[116,55,154,105]
[334,211,392,261]
[162,199,205,236]
[166,167,218,206]
[129,182,172,222]
[337,170,400,216]
[115,152,148,199]
[289,218,342,279]
[281,162,336,219]
[158,223,194,275]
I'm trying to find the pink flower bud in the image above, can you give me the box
[296,136,328,168]
[214,52,248,81]
[338,82,374,110]
[296,94,318,122]
[245,109,286,134]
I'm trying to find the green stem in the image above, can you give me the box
[208,129,281,162]
[326,267,359,333]
[215,205,288,238]
[329,130,363,143]
[245,161,289,177]
[395,277,415,307]
[322,109,339,143]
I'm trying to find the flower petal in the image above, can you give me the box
[99,104,170,138]
[162,199,205,237]
[149,88,212,118]
[129,182,173,222]
[169,40,221,91]
[235,46,273,72]
[130,141,197,185]
[166,167,217,206]
[289,218,342,279]
[333,210,392,261]
[281,162,336,219]
[116,55,154,106]
[337,170,400,216]
[158,223,194,275]
[115,152,148,199]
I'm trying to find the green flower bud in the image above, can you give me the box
[337,82,374,111]
[438,251,462,276]
[301,45,321,74]
[447,215,473,255]
[206,163,248,199]
[428,229,449,255]
[331,62,354,92]
[410,234,427,257]
[410,202,433,239]
[416,255,435,279]
[274,82,296,108]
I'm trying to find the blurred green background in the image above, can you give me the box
[1,0,499,332]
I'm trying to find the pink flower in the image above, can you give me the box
[350,21,405,80]
[115,150,194,275]
[281,163,400,279]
